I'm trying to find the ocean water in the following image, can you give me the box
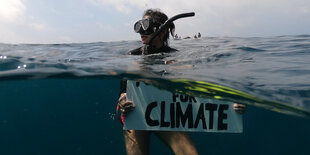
[1,35,310,154]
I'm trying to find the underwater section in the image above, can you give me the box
[0,78,310,155]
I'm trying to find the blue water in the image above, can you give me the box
[1,35,310,154]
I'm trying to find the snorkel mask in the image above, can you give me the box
[134,18,161,35]
[134,12,195,54]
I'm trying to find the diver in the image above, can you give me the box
[128,9,179,55]
[118,8,246,155]
[198,32,201,38]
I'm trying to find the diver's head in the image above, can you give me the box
[134,9,175,47]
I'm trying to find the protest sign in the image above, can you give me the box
[124,80,243,133]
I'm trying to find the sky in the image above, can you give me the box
[0,0,310,43]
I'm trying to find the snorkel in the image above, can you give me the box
[142,12,195,55]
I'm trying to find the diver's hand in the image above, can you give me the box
[118,93,135,117]
[233,103,246,114]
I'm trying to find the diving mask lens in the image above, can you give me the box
[141,18,150,30]
[134,21,142,33]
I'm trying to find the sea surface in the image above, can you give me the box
[1,35,310,154]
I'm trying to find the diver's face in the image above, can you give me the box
[140,15,152,44]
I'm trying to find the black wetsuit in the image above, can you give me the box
[120,45,176,94]
[128,45,176,55]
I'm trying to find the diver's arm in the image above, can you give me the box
[120,79,127,94]
[119,79,135,116]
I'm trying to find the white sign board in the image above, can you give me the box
[124,80,243,133]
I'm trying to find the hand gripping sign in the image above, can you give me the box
[124,80,243,133]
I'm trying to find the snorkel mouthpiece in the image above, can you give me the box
[144,12,195,54]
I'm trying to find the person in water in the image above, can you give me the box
[118,8,246,155]
[198,32,201,38]
[128,9,176,55]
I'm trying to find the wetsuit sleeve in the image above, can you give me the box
[119,79,127,95]
[128,47,143,55]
